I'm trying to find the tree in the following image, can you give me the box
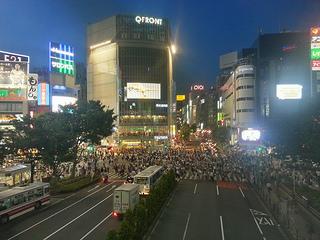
[179,123,191,141]
[212,125,229,147]
[60,100,116,177]
[9,113,74,178]
[0,131,8,165]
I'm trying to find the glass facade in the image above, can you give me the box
[87,15,174,147]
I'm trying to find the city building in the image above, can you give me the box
[220,58,257,144]
[0,51,30,132]
[176,94,186,131]
[254,31,310,124]
[87,15,175,147]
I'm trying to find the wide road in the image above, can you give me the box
[0,181,123,240]
[149,180,287,240]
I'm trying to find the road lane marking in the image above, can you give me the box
[106,185,116,192]
[193,183,198,194]
[249,209,264,237]
[43,194,113,240]
[88,185,100,192]
[79,212,112,240]
[239,187,245,198]
[166,189,176,207]
[216,185,220,196]
[220,216,225,240]
[149,219,160,238]
[182,213,191,240]
[7,182,115,240]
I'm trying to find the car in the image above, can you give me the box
[125,176,134,184]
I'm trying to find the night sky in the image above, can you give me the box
[0,0,319,92]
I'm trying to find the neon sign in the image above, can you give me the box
[191,85,204,91]
[135,16,162,25]
[49,42,75,76]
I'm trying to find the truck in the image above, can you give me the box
[112,183,139,219]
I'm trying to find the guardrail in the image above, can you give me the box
[280,184,320,220]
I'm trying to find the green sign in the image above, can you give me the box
[311,48,320,60]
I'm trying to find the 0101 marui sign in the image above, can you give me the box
[49,42,75,76]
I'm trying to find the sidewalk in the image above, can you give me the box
[255,182,320,240]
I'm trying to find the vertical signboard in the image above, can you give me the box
[37,83,50,106]
[311,28,320,71]
[27,74,38,101]
[311,27,320,94]
[49,42,75,76]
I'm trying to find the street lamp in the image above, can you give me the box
[171,44,177,54]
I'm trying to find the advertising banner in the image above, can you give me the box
[27,74,38,101]
[49,42,75,76]
[126,82,161,99]
[38,83,50,106]
[0,51,29,89]
[176,95,186,101]
[276,84,303,100]
[0,88,26,101]
[311,27,320,72]
[311,48,320,60]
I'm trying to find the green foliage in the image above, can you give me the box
[8,100,116,178]
[50,175,100,194]
[212,125,229,147]
[107,171,176,240]
[180,123,192,141]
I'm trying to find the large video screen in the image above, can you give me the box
[126,83,161,99]
[241,129,261,142]
[49,42,75,76]
[0,51,29,89]
[52,96,77,112]
[276,84,302,100]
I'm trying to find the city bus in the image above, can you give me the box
[133,165,163,195]
[0,182,50,224]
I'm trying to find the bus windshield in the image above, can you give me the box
[134,177,148,185]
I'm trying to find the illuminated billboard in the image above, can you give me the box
[0,88,26,101]
[241,129,261,141]
[27,74,38,101]
[312,60,320,71]
[38,83,50,106]
[52,96,77,112]
[311,48,320,60]
[276,84,302,100]
[176,95,186,101]
[49,42,75,76]
[0,51,29,89]
[311,27,320,71]
[191,85,204,91]
[126,83,161,99]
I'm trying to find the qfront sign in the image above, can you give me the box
[49,42,75,76]
[135,16,162,25]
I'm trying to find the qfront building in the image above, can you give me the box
[87,15,175,147]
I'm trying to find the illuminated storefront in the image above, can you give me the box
[87,15,175,147]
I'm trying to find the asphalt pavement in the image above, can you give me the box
[148,180,287,240]
[0,181,123,240]
[0,179,288,240]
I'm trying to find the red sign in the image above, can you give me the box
[312,60,320,71]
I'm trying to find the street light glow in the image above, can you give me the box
[171,44,177,54]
